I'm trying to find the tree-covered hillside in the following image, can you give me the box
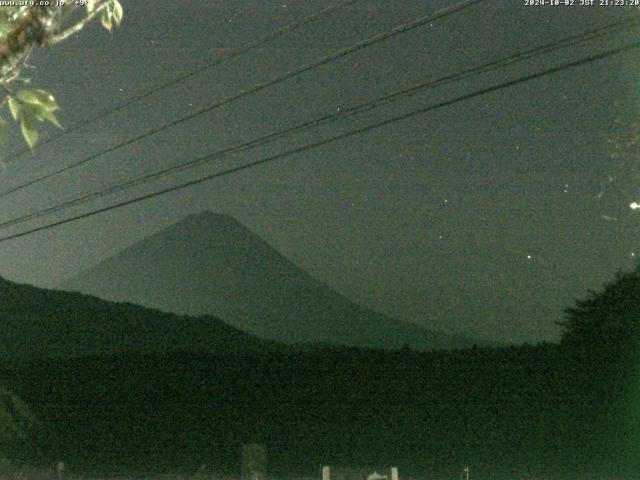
[2,264,639,479]
[1,342,634,480]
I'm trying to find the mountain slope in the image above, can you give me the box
[63,212,481,350]
[0,275,280,360]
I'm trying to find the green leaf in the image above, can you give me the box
[112,0,123,26]
[32,108,45,122]
[100,8,112,32]
[0,15,13,38]
[42,110,62,129]
[16,89,57,110]
[99,1,124,32]
[5,90,61,147]
[7,96,20,121]
[16,90,40,105]
[19,114,38,149]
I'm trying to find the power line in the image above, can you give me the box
[0,0,485,200]
[6,0,360,160]
[0,17,636,230]
[0,39,638,244]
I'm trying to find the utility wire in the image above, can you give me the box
[0,16,636,230]
[0,0,485,200]
[0,39,638,244]
[6,0,360,160]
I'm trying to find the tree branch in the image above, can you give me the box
[0,2,113,87]
[47,1,113,45]
[0,7,59,86]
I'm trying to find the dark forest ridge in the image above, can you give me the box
[62,211,488,351]
[4,343,636,479]
[0,262,638,477]
[0,275,281,360]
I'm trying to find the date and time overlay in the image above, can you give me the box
[526,0,640,6]
[0,0,637,8]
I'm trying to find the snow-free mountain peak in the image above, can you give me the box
[63,212,485,350]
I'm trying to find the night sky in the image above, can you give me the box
[0,0,637,344]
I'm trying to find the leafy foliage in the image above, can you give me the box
[0,6,32,34]
[99,0,124,31]
[4,343,635,478]
[0,1,124,150]
[558,263,640,355]
[7,89,61,148]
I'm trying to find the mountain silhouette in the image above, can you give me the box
[63,212,482,350]
[0,275,279,360]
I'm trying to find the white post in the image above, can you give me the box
[322,466,331,480]
[391,467,398,480]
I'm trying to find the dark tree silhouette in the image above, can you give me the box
[558,263,640,357]
[555,264,640,476]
